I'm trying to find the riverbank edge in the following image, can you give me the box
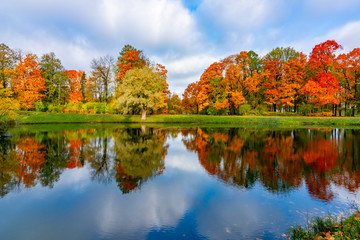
[15,111,360,126]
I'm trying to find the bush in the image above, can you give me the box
[248,104,268,115]
[345,109,353,117]
[206,106,229,115]
[287,211,360,240]
[47,104,62,113]
[34,101,46,112]
[0,121,7,134]
[238,104,251,115]
[299,103,314,116]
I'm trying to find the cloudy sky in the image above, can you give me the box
[1,0,360,94]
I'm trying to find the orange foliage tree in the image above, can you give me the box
[66,70,84,103]
[197,53,249,114]
[11,54,46,109]
[182,81,200,114]
[302,40,342,111]
[335,48,360,116]
[155,63,170,113]
[115,45,147,83]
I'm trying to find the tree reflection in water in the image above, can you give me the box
[0,126,359,202]
[181,128,360,202]
[113,127,168,194]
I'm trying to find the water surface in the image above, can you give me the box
[0,125,359,239]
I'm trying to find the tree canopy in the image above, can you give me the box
[116,66,166,119]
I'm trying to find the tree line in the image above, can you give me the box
[0,44,171,120]
[182,40,360,116]
[0,40,359,119]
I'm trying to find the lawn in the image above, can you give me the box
[15,111,360,127]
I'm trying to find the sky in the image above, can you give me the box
[1,0,360,94]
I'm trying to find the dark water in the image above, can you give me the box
[0,125,359,240]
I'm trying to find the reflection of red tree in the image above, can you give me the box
[15,138,45,187]
[302,138,338,172]
[305,175,334,202]
[114,163,138,193]
[182,128,359,202]
[331,172,360,193]
[66,139,83,169]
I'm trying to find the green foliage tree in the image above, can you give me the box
[0,43,18,88]
[167,93,183,114]
[116,67,166,120]
[39,52,69,106]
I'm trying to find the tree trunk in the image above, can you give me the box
[141,125,146,135]
[352,106,355,117]
[345,103,347,116]
[141,108,147,120]
[339,104,342,117]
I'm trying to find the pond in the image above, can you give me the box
[0,124,359,240]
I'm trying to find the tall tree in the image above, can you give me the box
[302,40,342,111]
[115,45,148,83]
[182,81,200,114]
[90,55,114,103]
[335,48,360,116]
[0,43,18,88]
[66,70,85,103]
[39,52,68,105]
[11,54,46,109]
[263,47,299,111]
[116,67,166,120]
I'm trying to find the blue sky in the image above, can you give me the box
[1,0,360,94]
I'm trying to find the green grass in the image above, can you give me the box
[287,211,360,239]
[15,111,360,127]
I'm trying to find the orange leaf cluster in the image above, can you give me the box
[11,54,46,109]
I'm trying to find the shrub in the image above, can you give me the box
[299,103,314,116]
[287,211,360,240]
[34,101,46,112]
[238,104,251,115]
[345,109,353,117]
[47,104,61,113]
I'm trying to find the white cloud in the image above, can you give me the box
[99,0,200,51]
[290,21,360,55]
[197,0,288,30]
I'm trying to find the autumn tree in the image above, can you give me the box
[66,70,85,103]
[0,43,18,88]
[0,85,19,134]
[263,47,299,111]
[302,40,342,113]
[115,45,148,83]
[39,52,69,106]
[335,48,360,116]
[182,81,200,114]
[90,55,115,102]
[154,63,170,113]
[167,93,183,114]
[280,53,307,111]
[11,54,46,109]
[116,67,167,120]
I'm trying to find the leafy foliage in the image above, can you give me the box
[116,67,166,119]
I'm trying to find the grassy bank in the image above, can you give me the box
[15,111,360,126]
[287,211,360,239]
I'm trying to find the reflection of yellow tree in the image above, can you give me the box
[182,128,360,202]
[113,128,168,194]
